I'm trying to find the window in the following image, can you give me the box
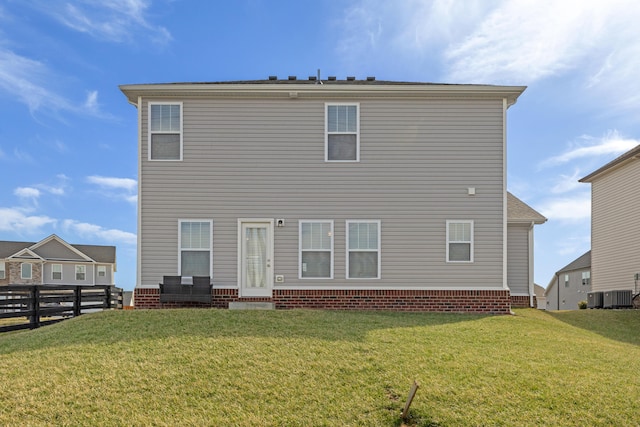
[21,263,32,280]
[326,103,359,161]
[0,262,4,280]
[564,274,570,288]
[149,102,182,160]
[299,221,333,279]
[52,264,62,280]
[346,220,380,279]
[582,271,590,286]
[179,220,212,277]
[446,221,473,262]
[97,266,107,277]
[75,265,86,281]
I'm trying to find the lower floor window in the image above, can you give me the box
[76,265,86,281]
[446,220,473,262]
[180,220,212,277]
[346,220,380,279]
[299,220,333,278]
[21,263,32,280]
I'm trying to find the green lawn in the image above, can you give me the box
[0,309,638,426]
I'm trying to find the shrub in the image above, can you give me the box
[578,300,588,309]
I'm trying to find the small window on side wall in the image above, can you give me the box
[446,221,473,263]
[52,264,62,280]
[98,266,107,277]
[75,265,86,281]
[326,103,359,162]
[582,271,590,286]
[149,103,182,161]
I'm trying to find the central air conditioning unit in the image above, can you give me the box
[603,290,633,309]
[587,291,603,309]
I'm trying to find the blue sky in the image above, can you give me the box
[1,0,639,290]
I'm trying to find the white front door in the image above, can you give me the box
[239,220,273,297]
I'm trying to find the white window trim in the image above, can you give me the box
[21,263,32,280]
[446,220,474,263]
[178,219,214,278]
[0,261,5,280]
[75,265,86,281]
[346,220,381,279]
[148,101,183,161]
[52,263,62,281]
[299,220,334,280]
[325,102,360,162]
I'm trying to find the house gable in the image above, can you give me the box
[31,236,93,262]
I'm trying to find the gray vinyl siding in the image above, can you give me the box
[139,97,506,289]
[34,240,86,261]
[545,269,590,310]
[43,263,96,285]
[507,224,529,295]
[591,160,640,292]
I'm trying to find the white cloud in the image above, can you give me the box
[84,90,98,112]
[550,170,583,194]
[538,194,591,222]
[14,187,41,200]
[43,0,171,45]
[541,130,639,167]
[87,175,137,191]
[0,207,56,233]
[62,219,136,245]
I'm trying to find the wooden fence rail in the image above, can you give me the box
[0,285,123,333]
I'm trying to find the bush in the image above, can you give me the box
[578,300,588,309]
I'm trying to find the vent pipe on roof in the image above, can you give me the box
[317,69,323,85]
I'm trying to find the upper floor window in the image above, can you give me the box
[21,263,32,280]
[326,103,359,162]
[347,220,380,279]
[179,220,212,277]
[97,265,107,277]
[149,102,182,161]
[446,221,473,262]
[0,262,4,280]
[582,271,590,286]
[299,220,333,279]
[76,265,86,281]
[564,274,570,287]
[52,264,62,280]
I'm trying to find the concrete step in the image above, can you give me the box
[228,301,275,310]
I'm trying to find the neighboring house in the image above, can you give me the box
[120,76,545,313]
[0,234,116,286]
[545,251,591,310]
[579,145,640,296]
[506,193,547,308]
[534,284,546,309]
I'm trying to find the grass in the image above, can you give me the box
[0,309,639,426]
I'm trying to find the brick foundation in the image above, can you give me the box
[134,287,512,314]
[510,295,535,308]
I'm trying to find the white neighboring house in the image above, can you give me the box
[0,234,116,286]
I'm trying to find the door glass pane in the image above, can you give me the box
[246,227,267,288]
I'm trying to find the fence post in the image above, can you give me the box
[30,286,40,329]
[74,286,81,317]
[105,286,112,309]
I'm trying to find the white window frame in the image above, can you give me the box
[325,103,360,162]
[582,271,590,286]
[148,102,183,161]
[346,220,381,279]
[178,219,213,278]
[446,220,474,263]
[75,265,86,281]
[52,264,62,281]
[21,263,32,280]
[0,261,4,280]
[97,265,107,277]
[299,220,334,279]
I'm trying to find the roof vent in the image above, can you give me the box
[268,75,277,80]
[288,76,297,81]
[308,76,317,81]
[328,76,337,81]
[346,76,356,81]
[366,76,376,81]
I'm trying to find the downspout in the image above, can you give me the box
[556,272,560,310]
[135,96,142,289]
[529,221,534,307]
[502,98,509,291]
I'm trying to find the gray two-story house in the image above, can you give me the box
[121,77,544,313]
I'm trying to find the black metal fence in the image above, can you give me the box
[0,285,123,333]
